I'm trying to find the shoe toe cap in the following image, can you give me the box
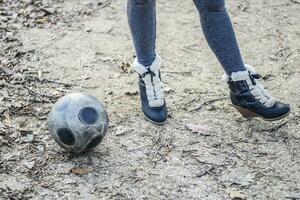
[142,105,168,124]
[262,102,291,119]
[275,102,291,116]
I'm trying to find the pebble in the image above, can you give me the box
[22,160,35,169]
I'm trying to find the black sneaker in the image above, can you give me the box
[223,65,290,121]
[133,55,167,124]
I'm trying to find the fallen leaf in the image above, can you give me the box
[115,126,130,136]
[121,62,133,73]
[226,188,247,200]
[125,90,138,96]
[69,167,94,175]
[35,17,49,24]
[185,124,211,136]
[222,168,255,186]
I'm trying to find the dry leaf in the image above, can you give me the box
[69,167,94,175]
[121,62,133,73]
[185,124,211,136]
[35,17,49,24]
[125,90,138,96]
[226,188,247,200]
[115,126,130,136]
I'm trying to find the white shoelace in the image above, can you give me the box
[245,65,275,107]
[133,56,164,108]
[222,65,276,108]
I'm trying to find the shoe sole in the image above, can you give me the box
[232,105,291,121]
[143,115,167,125]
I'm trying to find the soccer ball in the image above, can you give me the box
[47,93,109,153]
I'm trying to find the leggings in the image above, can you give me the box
[127,0,246,75]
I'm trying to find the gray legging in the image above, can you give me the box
[127,0,245,75]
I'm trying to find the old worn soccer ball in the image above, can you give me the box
[47,93,109,153]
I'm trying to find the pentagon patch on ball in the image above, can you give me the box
[47,93,109,153]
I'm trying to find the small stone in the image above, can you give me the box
[85,28,92,32]
[23,160,35,169]
[22,133,34,143]
[115,126,130,136]
[165,86,174,94]
[36,145,45,152]
[185,124,212,136]
[0,80,6,86]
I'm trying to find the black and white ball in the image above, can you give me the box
[48,93,109,153]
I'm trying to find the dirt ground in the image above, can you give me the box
[0,0,300,199]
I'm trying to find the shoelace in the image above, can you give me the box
[142,67,156,83]
[248,73,275,107]
[249,74,261,85]
[140,67,164,107]
[143,67,157,100]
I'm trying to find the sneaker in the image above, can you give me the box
[222,65,290,121]
[133,55,168,124]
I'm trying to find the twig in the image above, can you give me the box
[189,97,228,112]
[290,0,300,4]
[285,196,300,200]
[26,75,73,87]
[160,70,192,76]
[260,121,289,132]
[43,79,73,87]
[196,166,215,178]
[31,112,48,120]
[192,157,228,167]
[184,97,200,106]
[25,86,56,99]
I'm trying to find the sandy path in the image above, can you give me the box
[1,0,299,199]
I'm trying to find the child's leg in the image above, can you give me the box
[127,0,167,124]
[193,0,245,75]
[193,0,290,121]
[127,0,156,66]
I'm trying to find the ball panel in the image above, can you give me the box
[84,135,103,150]
[55,96,71,112]
[78,107,99,125]
[48,107,76,151]
[57,128,75,146]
